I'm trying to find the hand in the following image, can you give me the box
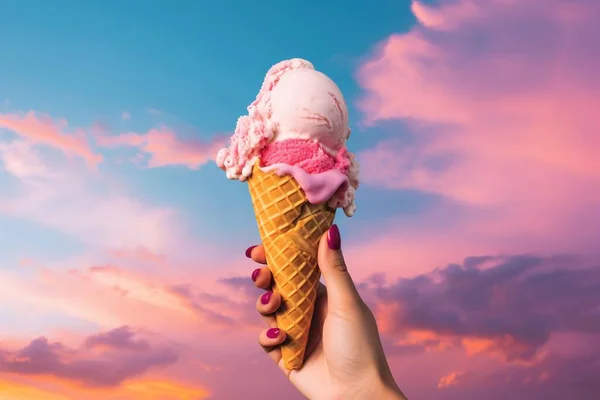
[247,224,407,400]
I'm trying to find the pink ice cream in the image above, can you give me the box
[260,139,350,174]
[216,58,359,217]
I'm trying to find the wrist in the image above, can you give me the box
[372,380,406,400]
[350,372,407,400]
[380,384,407,400]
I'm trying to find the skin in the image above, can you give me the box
[249,229,408,400]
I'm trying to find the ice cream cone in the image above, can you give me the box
[247,163,335,370]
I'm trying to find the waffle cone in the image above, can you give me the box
[247,163,335,370]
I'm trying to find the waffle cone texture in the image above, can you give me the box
[247,163,335,370]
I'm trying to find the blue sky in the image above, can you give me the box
[1,0,414,133]
[1,1,598,398]
[0,0,421,255]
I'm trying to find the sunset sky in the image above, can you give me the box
[1,0,599,399]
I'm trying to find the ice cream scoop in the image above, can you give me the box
[216,58,359,216]
[268,68,350,155]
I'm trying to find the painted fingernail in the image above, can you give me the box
[261,291,272,305]
[266,328,280,339]
[245,245,257,258]
[327,224,341,250]
[251,268,260,282]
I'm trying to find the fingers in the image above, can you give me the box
[246,244,287,371]
[246,244,267,264]
[259,327,286,365]
[248,251,279,329]
[259,327,286,349]
[256,290,282,317]
[317,224,361,308]
[255,290,284,365]
[251,266,272,290]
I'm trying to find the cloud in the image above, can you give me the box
[0,326,177,387]
[0,112,102,167]
[167,284,237,327]
[437,371,464,389]
[492,351,600,399]
[426,348,600,400]
[0,140,179,252]
[96,127,226,169]
[365,252,600,399]
[0,379,70,400]
[355,0,600,207]
[372,254,600,362]
[122,379,210,399]
[83,325,150,352]
[356,0,600,198]
[352,0,600,273]
[0,376,212,400]
[0,110,225,172]
[0,261,256,337]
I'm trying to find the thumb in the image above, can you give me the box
[317,224,361,307]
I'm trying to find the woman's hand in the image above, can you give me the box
[247,225,407,400]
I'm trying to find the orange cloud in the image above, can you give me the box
[0,379,70,400]
[0,112,102,166]
[0,376,210,400]
[123,379,210,400]
[96,127,226,169]
[437,371,464,389]
[394,330,454,353]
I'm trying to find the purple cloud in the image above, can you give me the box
[0,326,177,387]
[83,325,150,351]
[374,254,600,361]
[168,284,236,326]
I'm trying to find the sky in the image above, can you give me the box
[0,0,599,399]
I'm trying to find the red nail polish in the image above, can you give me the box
[245,245,257,258]
[251,268,260,282]
[327,224,341,250]
[266,328,280,339]
[261,291,272,305]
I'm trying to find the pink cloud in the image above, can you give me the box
[0,259,257,339]
[354,0,600,263]
[96,127,226,169]
[0,112,102,167]
[358,0,600,193]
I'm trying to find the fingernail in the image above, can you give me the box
[251,268,260,282]
[245,245,257,258]
[327,224,341,250]
[266,328,280,339]
[261,291,272,305]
